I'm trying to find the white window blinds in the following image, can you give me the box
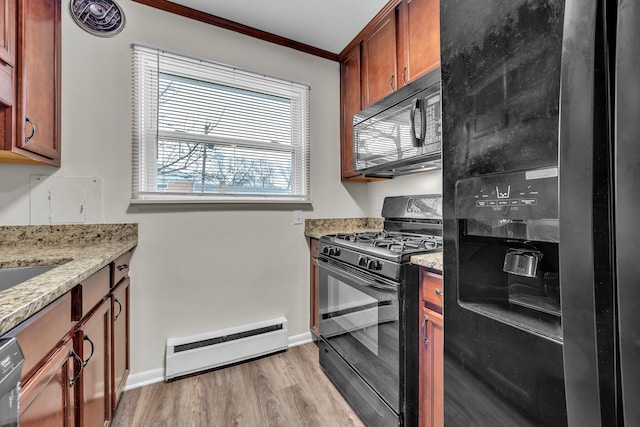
[131,44,311,203]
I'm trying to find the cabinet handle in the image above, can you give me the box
[69,348,83,387]
[389,74,395,91]
[114,298,123,321]
[435,288,443,296]
[421,314,429,346]
[25,116,36,143]
[402,66,407,85]
[83,334,95,367]
[117,264,129,271]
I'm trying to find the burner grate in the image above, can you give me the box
[333,231,441,254]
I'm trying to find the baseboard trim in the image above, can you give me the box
[288,331,313,348]
[124,368,164,391]
[123,331,315,391]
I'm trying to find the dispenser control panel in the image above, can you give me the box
[456,168,558,220]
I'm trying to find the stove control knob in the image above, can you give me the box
[358,256,367,267]
[327,247,336,256]
[334,248,341,256]
[366,259,381,270]
[322,246,329,254]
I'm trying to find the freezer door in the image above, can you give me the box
[615,0,640,425]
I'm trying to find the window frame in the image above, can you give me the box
[131,44,312,205]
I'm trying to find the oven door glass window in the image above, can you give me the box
[319,260,400,412]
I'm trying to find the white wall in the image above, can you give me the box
[0,1,441,381]
[366,170,443,214]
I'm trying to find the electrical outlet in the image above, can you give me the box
[293,210,303,225]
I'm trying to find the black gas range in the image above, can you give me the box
[317,195,442,427]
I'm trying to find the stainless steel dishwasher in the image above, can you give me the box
[0,338,23,427]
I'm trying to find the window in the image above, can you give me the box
[131,45,311,203]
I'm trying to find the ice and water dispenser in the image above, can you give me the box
[455,168,561,339]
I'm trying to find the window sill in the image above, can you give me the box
[129,196,312,210]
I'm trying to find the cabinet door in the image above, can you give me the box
[19,338,75,427]
[76,299,111,427]
[111,278,130,411]
[361,8,398,107]
[402,0,440,83]
[0,0,15,65]
[309,239,319,338]
[419,306,443,427]
[340,44,364,181]
[15,0,60,164]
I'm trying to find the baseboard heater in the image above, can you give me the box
[165,316,288,381]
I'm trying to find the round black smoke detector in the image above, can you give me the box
[70,0,126,37]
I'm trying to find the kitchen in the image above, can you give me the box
[0,0,637,426]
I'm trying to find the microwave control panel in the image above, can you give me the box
[424,93,442,146]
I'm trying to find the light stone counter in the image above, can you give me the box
[410,252,443,273]
[304,218,383,239]
[0,224,138,335]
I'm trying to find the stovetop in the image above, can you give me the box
[319,230,442,282]
[327,230,442,259]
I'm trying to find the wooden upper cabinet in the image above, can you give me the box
[15,0,60,165]
[398,0,441,85]
[338,0,440,181]
[0,0,15,66]
[0,0,14,152]
[340,44,363,180]
[361,8,398,107]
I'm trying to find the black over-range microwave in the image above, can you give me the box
[353,68,442,178]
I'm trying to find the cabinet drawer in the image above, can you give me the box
[3,292,73,382]
[421,269,443,312]
[310,238,319,258]
[75,266,110,319]
[112,251,131,287]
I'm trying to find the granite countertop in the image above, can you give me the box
[410,252,443,273]
[304,218,383,239]
[0,224,138,335]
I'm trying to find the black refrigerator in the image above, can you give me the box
[440,0,639,425]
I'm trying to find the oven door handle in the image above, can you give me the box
[319,257,397,292]
[369,282,397,291]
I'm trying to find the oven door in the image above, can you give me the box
[318,257,400,413]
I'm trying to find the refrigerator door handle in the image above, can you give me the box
[615,0,640,424]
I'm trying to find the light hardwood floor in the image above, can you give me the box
[111,343,366,427]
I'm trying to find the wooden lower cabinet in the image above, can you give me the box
[419,268,443,427]
[419,305,443,427]
[111,277,130,411]
[3,250,133,426]
[309,238,320,338]
[75,298,111,427]
[19,338,75,427]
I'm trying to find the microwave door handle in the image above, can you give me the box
[410,98,426,147]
